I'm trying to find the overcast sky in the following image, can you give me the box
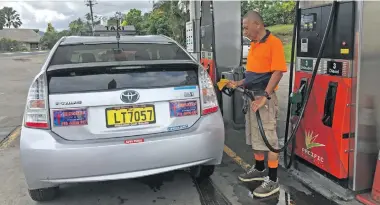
[0,0,154,32]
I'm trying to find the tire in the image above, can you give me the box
[28,187,59,202]
[191,165,215,179]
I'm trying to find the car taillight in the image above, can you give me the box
[24,74,49,129]
[199,67,219,115]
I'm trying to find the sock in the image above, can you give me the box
[254,153,265,171]
[268,159,278,181]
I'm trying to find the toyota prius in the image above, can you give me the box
[20,35,225,201]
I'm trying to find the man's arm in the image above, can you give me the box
[236,79,245,86]
[265,39,287,95]
[265,71,283,95]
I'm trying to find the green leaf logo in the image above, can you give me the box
[305,130,325,150]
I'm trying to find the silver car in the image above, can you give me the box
[20,35,225,201]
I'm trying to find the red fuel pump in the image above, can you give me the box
[292,1,355,180]
[199,1,242,85]
[200,1,216,83]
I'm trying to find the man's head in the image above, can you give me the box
[243,10,265,41]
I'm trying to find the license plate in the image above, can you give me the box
[53,109,88,127]
[105,105,156,128]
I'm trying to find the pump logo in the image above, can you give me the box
[302,130,325,164]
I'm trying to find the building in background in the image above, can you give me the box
[0,29,41,51]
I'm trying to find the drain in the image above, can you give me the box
[194,178,232,205]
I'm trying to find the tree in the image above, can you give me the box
[40,23,68,49]
[46,22,55,33]
[124,9,143,34]
[0,9,5,30]
[147,1,189,46]
[0,38,23,52]
[69,18,88,35]
[1,7,22,28]
[241,0,296,26]
[85,12,101,31]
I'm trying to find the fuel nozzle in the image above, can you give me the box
[290,83,306,116]
[217,79,235,96]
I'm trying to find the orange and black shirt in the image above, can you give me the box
[243,30,287,91]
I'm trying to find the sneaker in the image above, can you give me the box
[252,176,280,198]
[238,166,267,182]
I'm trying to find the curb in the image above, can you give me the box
[0,126,21,149]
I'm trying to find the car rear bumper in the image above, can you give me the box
[20,111,225,189]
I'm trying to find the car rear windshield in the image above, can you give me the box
[47,64,199,94]
[49,43,192,65]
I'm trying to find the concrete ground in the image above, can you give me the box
[0,53,354,205]
[0,53,48,142]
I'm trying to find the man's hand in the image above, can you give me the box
[226,81,237,88]
[251,96,267,112]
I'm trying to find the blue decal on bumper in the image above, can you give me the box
[174,86,197,90]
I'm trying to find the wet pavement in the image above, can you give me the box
[215,150,339,205]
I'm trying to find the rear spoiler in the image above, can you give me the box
[47,60,198,72]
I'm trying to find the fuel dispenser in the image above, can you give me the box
[198,1,244,126]
[190,0,380,202]
[199,1,241,84]
[291,1,380,199]
[292,1,355,180]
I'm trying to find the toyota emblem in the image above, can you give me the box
[120,90,140,103]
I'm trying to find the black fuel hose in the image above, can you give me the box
[283,1,300,169]
[234,1,338,154]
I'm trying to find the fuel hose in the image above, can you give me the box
[233,1,338,155]
[283,0,300,169]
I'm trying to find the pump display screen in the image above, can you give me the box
[327,61,343,76]
[301,14,316,31]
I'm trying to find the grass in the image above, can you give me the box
[267,24,294,63]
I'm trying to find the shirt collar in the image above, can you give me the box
[252,30,271,44]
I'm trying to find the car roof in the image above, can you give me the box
[60,35,175,45]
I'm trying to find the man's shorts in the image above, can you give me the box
[245,92,279,151]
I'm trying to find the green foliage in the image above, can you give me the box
[40,23,73,49]
[130,1,189,46]
[36,0,295,54]
[0,38,24,52]
[121,20,128,27]
[1,7,22,28]
[46,22,55,33]
[124,9,144,34]
[241,0,296,26]
[267,24,294,62]
[268,24,293,36]
[69,18,88,35]
[0,9,5,30]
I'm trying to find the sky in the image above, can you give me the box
[0,0,154,32]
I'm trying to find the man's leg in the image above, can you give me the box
[251,93,280,198]
[267,151,279,182]
[238,102,268,182]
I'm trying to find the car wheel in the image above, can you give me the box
[190,165,215,179]
[28,187,59,202]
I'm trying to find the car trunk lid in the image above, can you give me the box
[47,63,201,141]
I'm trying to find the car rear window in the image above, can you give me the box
[47,64,199,94]
[49,43,191,65]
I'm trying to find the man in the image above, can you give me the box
[227,10,287,198]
